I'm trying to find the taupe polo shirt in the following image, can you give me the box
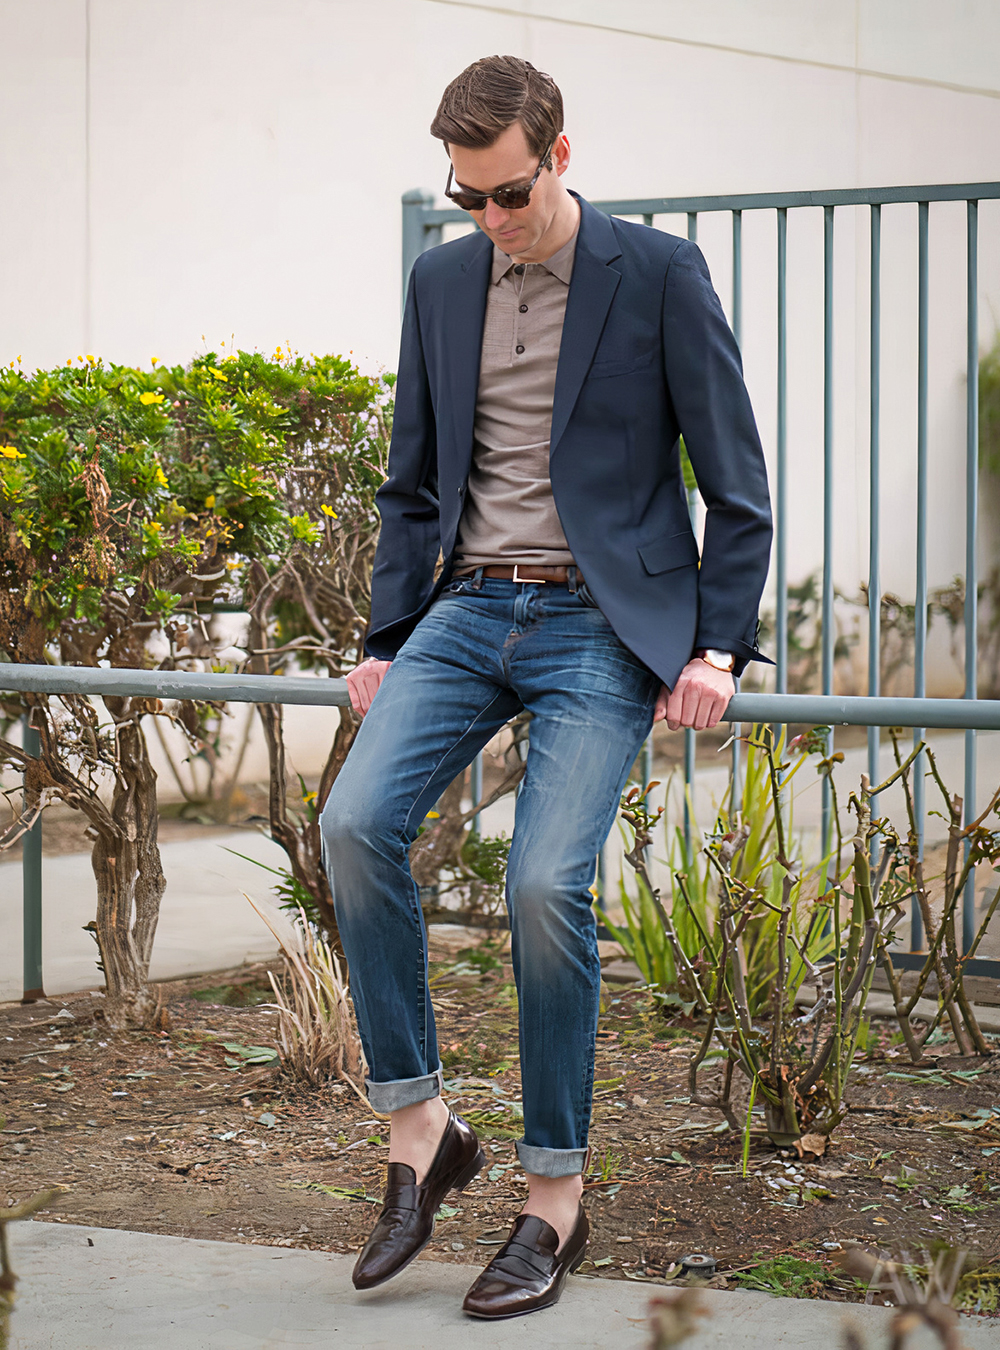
[453,229,578,569]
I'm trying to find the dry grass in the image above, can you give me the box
[243,896,367,1099]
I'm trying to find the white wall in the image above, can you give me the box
[3,0,999,692]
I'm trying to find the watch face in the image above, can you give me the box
[703,650,734,672]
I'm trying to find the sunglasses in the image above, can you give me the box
[444,143,554,213]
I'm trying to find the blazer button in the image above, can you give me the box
[515,344,525,354]
[519,304,528,313]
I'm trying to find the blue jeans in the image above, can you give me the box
[320,577,660,1177]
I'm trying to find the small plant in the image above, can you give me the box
[838,1247,970,1349]
[244,895,365,1097]
[874,729,1000,1060]
[735,1253,831,1298]
[586,1147,625,1185]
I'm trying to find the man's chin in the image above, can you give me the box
[491,227,528,252]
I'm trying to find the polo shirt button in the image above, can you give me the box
[519,304,528,313]
[513,264,525,274]
[515,344,525,354]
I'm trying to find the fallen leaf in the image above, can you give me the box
[793,1133,827,1158]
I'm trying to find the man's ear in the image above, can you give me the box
[553,133,571,176]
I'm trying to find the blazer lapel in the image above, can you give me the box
[443,233,491,487]
[550,197,622,456]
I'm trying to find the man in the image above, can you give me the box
[321,55,771,1319]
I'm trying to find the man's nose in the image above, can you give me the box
[482,199,510,232]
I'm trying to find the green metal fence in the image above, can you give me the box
[402,178,1000,975]
[5,179,1000,1003]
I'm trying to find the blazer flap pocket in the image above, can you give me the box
[637,528,700,575]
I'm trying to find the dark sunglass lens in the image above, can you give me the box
[453,192,488,211]
[495,186,531,209]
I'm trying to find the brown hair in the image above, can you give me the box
[430,55,563,158]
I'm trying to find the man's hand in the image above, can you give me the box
[345,657,392,717]
[655,659,735,731]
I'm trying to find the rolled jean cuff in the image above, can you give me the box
[366,1067,443,1114]
[516,1141,588,1178]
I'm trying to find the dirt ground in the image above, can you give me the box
[2,929,999,1309]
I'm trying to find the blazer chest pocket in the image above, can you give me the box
[637,528,700,576]
[589,341,658,380]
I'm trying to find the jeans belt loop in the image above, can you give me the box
[567,565,579,594]
[472,565,484,591]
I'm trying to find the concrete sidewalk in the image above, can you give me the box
[8,1221,999,1350]
[0,830,295,1004]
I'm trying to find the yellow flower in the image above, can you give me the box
[302,790,318,804]
[154,464,169,487]
[151,356,159,367]
[140,391,165,405]
[425,810,440,819]
[204,494,215,509]
[0,445,25,458]
[210,368,228,382]
[320,504,338,518]
[147,521,162,532]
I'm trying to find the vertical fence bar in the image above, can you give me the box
[401,189,437,310]
[643,213,654,228]
[912,201,929,950]
[684,210,699,848]
[468,752,483,839]
[775,208,788,701]
[820,207,836,867]
[641,738,653,789]
[868,205,882,859]
[730,209,744,803]
[22,714,45,1002]
[964,199,979,952]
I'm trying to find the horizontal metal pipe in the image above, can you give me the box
[0,664,351,707]
[5,664,1000,730]
[727,693,1000,730]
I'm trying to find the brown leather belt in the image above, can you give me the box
[453,564,585,586]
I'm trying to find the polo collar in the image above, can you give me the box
[491,226,578,286]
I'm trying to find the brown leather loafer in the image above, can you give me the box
[462,1205,589,1319]
[351,1110,484,1290]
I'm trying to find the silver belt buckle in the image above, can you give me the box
[512,564,545,585]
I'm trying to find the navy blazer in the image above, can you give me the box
[365,193,772,690]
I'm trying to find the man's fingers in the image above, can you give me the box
[665,683,685,730]
[665,661,735,730]
[653,683,670,723]
[346,659,391,717]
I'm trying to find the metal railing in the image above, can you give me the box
[5,179,1000,1002]
[6,661,1000,1002]
[402,178,1000,978]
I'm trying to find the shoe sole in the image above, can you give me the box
[352,1147,486,1291]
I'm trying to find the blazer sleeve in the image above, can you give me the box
[660,240,773,672]
[365,262,441,659]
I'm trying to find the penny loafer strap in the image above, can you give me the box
[490,1242,556,1280]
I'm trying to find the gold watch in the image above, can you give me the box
[696,648,735,673]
